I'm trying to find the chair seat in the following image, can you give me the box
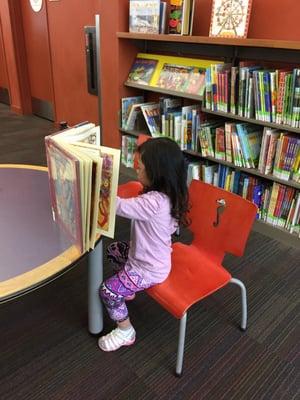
[147,242,232,319]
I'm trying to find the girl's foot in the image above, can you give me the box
[98,326,136,351]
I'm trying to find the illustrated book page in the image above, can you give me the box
[209,0,252,38]
[45,124,120,253]
[129,0,160,34]
[72,142,121,239]
[156,63,192,91]
[45,137,84,252]
[127,57,158,85]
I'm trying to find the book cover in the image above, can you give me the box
[46,137,83,252]
[182,67,206,96]
[129,0,160,34]
[127,57,158,85]
[45,124,120,253]
[140,103,161,137]
[168,0,184,34]
[121,96,144,129]
[156,63,192,91]
[209,0,252,39]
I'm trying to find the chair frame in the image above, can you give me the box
[175,277,247,376]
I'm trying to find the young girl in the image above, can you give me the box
[98,137,189,351]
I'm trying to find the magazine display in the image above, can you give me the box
[45,123,120,253]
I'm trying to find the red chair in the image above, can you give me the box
[117,179,257,376]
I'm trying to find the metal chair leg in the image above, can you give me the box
[175,313,187,377]
[230,278,247,331]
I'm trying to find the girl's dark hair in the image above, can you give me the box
[137,137,190,227]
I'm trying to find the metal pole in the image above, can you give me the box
[95,14,103,145]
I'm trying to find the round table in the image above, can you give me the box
[0,164,103,334]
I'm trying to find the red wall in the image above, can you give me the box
[20,1,53,102]
[46,0,98,127]
[0,21,8,90]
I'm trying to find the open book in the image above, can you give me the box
[45,123,120,253]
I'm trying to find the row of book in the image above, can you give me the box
[204,63,300,128]
[197,121,300,183]
[120,135,300,235]
[126,53,213,95]
[129,0,195,36]
[121,96,300,183]
[126,55,300,129]
[187,161,300,235]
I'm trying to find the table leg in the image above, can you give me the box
[88,240,103,334]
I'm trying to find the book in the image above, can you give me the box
[168,0,194,35]
[125,101,155,130]
[182,67,206,96]
[45,123,120,253]
[140,102,161,136]
[129,0,160,34]
[159,1,167,34]
[156,63,192,91]
[121,96,144,129]
[209,0,252,39]
[127,57,158,85]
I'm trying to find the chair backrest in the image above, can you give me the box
[189,180,257,262]
[117,180,143,198]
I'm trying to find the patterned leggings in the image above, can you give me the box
[99,241,148,322]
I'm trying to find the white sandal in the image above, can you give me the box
[98,327,135,352]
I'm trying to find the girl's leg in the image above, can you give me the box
[106,241,135,301]
[98,268,148,351]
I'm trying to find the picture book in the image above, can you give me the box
[140,103,161,137]
[129,0,160,34]
[182,67,206,95]
[209,0,252,39]
[168,0,195,35]
[125,101,155,130]
[127,57,158,85]
[45,123,120,254]
[156,63,192,91]
[121,96,144,129]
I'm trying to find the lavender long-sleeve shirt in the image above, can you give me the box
[116,191,177,285]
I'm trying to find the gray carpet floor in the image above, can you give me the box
[0,103,299,399]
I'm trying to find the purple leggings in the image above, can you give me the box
[99,241,148,322]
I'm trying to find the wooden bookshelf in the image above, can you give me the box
[117,33,300,51]
[118,33,300,244]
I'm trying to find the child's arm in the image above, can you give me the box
[116,192,162,221]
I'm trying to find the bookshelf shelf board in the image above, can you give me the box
[253,220,299,247]
[117,32,300,50]
[201,108,300,134]
[184,150,300,190]
[124,82,203,101]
